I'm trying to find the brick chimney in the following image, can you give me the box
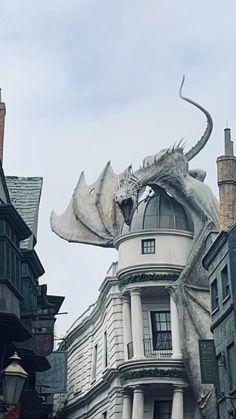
[217,128,236,230]
[0,89,6,163]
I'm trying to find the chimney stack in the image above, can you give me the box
[217,128,236,230]
[0,89,6,163]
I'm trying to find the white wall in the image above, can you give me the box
[116,231,193,274]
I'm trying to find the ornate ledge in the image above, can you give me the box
[118,273,179,290]
[120,367,187,383]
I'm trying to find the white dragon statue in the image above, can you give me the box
[51,76,219,418]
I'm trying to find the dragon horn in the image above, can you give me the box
[179,75,213,161]
[176,137,185,148]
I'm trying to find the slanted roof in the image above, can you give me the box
[0,161,10,204]
[6,176,43,249]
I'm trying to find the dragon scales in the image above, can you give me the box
[51,77,219,418]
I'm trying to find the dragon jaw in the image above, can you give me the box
[115,193,137,225]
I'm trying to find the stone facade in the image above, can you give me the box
[217,128,236,230]
[55,194,206,419]
[203,227,236,419]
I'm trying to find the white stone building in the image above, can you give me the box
[55,187,203,419]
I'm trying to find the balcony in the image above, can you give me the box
[127,339,172,360]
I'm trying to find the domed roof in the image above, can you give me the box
[121,187,194,234]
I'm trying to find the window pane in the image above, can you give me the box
[92,344,98,380]
[151,311,172,350]
[221,265,230,300]
[154,401,172,419]
[142,239,155,254]
[211,279,218,311]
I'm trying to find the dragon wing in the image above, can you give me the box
[50,162,125,248]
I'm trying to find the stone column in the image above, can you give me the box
[130,288,144,358]
[123,296,132,360]
[132,386,144,419]
[171,386,184,419]
[122,391,132,419]
[170,294,182,358]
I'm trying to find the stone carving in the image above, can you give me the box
[51,77,219,418]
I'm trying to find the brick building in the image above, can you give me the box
[0,93,64,419]
[203,129,236,419]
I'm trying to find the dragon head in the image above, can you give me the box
[115,167,140,225]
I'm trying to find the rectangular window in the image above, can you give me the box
[154,401,172,419]
[151,312,172,350]
[211,279,219,312]
[104,331,108,368]
[91,344,98,380]
[142,239,155,254]
[102,412,107,419]
[221,265,230,301]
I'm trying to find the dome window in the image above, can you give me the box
[121,186,194,235]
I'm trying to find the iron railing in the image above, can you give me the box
[143,338,172,358]
[127,339,172,359]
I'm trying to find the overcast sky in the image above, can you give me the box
[1,0,236,336]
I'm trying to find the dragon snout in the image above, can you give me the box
[115,194,124,205]
[115,194,136,226]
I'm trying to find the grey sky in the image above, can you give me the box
[1,0,236,336]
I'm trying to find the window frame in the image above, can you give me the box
[141,238,156,254]
[150,311,172,351]
[221,265,230,302]
[211,278,219,313]
[153,400,172,419]
[91,344,98,381]
[103,331,108,369]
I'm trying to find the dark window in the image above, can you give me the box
[227,343,236,390]
[151,311,172,350]
[102,412,107,419]
[211,279,219,312]
[142,239,155,254]
[92,344,98,380]
[221,265,230,300]
[154,401,172,419]
[104,331,108,368]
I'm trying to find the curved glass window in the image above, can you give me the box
[120,187,194,234]
[159,193,175,229]
[143,195,160,229]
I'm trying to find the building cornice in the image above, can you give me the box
[21,249,45,278]
[0,204,31,240]
[202,231,227,269]
[118,272,179,290]
[114,229,193,248]
[118,358,184,372]
[117,263,183,278]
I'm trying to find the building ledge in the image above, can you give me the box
[118,358,184,372]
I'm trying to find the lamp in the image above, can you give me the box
[2,352,27,406]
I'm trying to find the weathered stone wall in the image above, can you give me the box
[217,155,236,230]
